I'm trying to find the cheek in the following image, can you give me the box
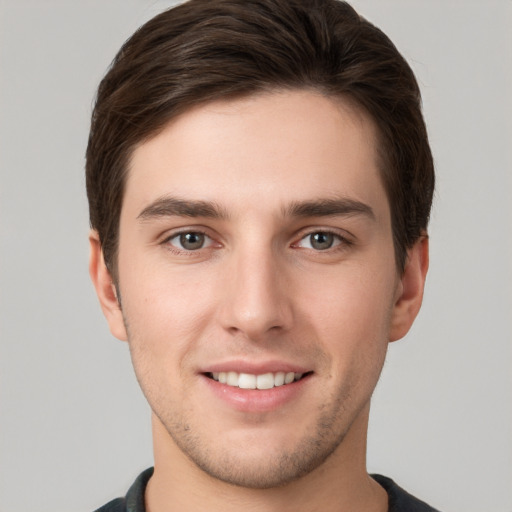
[120,280,207,409]
[117,254,199,354]
[298,262,396,382]
[299,261,397,336]
[122,276,214,352]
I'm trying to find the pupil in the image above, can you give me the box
[311,232,333,250]
[180,232,204,250]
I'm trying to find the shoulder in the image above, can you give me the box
[93,468,154,512]
[372,474,441,512]
[94,497,126,512]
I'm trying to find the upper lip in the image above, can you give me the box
[200,360,311,375]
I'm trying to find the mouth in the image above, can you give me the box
[205,371,312,390]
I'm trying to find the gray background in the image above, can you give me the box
[0,1,511,511]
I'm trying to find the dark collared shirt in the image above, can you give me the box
[94,468,441,512]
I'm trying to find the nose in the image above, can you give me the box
[218,245,293,341]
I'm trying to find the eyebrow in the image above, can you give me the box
[137,196,228,221]
[137,195,375,222]
[285,198,375,220]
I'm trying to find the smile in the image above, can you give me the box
[207,371,306,390]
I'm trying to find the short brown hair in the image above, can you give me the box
[86,0,434,277]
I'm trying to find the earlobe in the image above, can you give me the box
[88,230,128,341]
[389,235,429,342]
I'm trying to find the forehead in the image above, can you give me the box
[124,90,387,220]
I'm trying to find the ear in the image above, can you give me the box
[88,230,128,341]
[389,235,429,342]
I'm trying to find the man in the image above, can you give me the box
[87,0,436,510]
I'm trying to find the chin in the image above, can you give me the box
[186,443,340,489]
[163,413,350,489]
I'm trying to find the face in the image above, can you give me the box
[91,90,426,489]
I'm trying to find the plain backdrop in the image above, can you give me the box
[0,1,511,511]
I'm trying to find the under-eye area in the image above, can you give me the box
[205,371,313,390]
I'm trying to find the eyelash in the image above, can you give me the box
[293,229,353,252]
[162,229,216,255]
[160,228,353,255]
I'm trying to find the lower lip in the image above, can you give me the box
[201,374,311,413]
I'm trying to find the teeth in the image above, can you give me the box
[284,372,295,384]
[238,373,256,389]
[211,371,305,389]
[256,373,274,390]
[227,371,238,386]
[274,372,285,386]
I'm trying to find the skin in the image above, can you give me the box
[90,90,428,512]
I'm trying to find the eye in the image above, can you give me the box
[166,231,213,251]
[297,231,343,251]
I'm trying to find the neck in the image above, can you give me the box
[145,406,387,512]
